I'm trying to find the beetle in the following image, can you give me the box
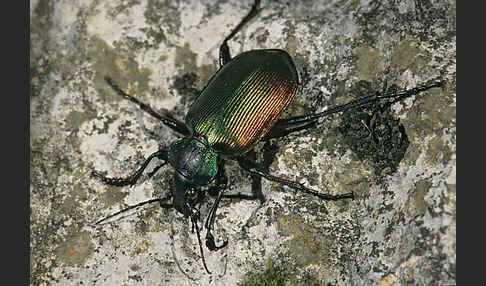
[92,0,443,274]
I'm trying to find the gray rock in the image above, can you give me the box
[30,0,456,285]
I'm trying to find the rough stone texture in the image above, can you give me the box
[30,0,456,285]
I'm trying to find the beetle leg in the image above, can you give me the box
[208,155,266,202]
[221,173,265,201]
[205,189,229,251]
[242,150,266,202]
[191,213,212,274]
[104,76,191,136]
[220,193,259,200]
[207,161,228,197]
[237,157,354,201]
[147,162,168,179]
[264,119,318,140]
[92,149,168,187]
[205,162,229,251]
[219,0,261,67]
[276,81,444,126]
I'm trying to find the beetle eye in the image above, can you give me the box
[186,187,198,200]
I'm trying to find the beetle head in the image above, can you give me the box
[172,172,203,217]
[168,136,218,217]
[172,172,212,274]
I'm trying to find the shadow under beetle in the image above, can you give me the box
[92,0,443,274]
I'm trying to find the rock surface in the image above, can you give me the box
[30,0,456,285]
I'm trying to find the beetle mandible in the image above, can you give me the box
[92,0,443,274]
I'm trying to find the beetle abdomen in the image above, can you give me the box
[186,49,298,156]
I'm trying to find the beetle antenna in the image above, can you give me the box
[192,216,212,274]
[276,80,445,126]
[92,196,172,226]
[103,76,191,136]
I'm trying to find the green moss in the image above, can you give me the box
[241,257,287,286]
[241,257,323,286]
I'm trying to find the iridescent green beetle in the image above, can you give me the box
[92,0,443,274]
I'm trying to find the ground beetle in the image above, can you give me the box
[92,0,443,274]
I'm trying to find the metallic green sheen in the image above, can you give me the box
[185,49,298,156]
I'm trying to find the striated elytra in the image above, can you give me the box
[92,0,443,274]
